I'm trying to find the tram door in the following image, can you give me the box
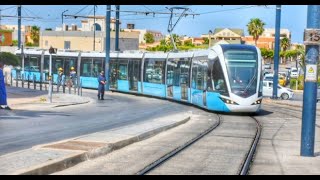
[109,59,118,89]
[180,60,190,101]
[192,58,208,107]
[166,59,175,98]
[202,60,208,107]
[128,60,140,91]
[64,58,77,77]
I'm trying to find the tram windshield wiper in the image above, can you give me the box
[243,73,257,94]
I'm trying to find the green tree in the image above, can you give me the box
[247,18,265,46]
[184,39,193,46]
[0,52,20,66]
[280,37,290,51]
[30,26,40,46]
[203,37,209,45]
[280,37,290,64]
[12,40,18,46]
[144,32,155,44]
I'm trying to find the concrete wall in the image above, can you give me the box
[40,31,139,52]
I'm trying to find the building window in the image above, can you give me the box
[93,23,102,31]
[64,41,71,49]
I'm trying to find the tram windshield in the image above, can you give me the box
[224,49,258,98]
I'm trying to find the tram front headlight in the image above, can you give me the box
[219,97,238,105]
[252,99,262,105]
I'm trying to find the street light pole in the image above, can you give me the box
[105,5,111,91]
[48,46,56,103]
[208,30,212,48]
[49,53,52,103]
[62,10,68,29]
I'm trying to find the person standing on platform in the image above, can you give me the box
[0,61,11,110]
[97,71,106,100]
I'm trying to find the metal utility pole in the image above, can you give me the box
[18,5,21,49]
[93,5,97,51]
[0,9,2,52]
[105,5,111,91]
[115,5,120,51]
[62,10,68,28]
[301,5,320,157]
[272,5,281,99]
[167,7,189,52]
[208,30,213,48]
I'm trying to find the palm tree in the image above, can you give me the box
[280,37,290,63]
[247,18,265,46]
[30,26,40,46]
[280,37,290,51]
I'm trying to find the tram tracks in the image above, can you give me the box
[136,114,262,175]
[240,116,262,175]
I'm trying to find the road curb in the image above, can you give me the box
[53,100,91,108]
[11,116,191,175]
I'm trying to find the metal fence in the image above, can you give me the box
[4,72,83,96]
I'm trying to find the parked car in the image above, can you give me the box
[264,73,286,86]
[264,63,272,69]
[290,67,298,78]
[263,80,294,100]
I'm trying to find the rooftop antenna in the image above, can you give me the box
[167,7,189,52]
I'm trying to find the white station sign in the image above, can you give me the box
[305,64,318,82]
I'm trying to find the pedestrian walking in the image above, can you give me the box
[57,67,64,92]
[0,61,11,110]
[97,71,106,100]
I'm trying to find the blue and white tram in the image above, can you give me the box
[13,44,262,113]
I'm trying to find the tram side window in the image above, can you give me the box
[211,57,229,96]
[166,59,176,86]
[180,59,190,86]
[118,60,128,80]
[173,60,181,86]
[53,57,63,74]
[192,62,198,89]
[44,56,49,73]
[80,58,92,77]
[144,58,165,84]
[93,58,103,77]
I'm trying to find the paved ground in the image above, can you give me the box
[2,85,320,175]
[0,112,191,175]
[249,102,320,175]
[0,86,196,156]
[54,114,257,175]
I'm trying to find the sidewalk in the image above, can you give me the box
[5,86,91,110]
[0,113,191,175]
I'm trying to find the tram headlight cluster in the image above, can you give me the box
[219,97,239,105]
[252,99,262,105]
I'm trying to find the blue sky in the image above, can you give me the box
[0,5,307,43]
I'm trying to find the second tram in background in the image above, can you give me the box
[13,44,263,113]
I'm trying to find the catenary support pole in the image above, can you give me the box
[301,5,320,157]
[272,5,281,99]
[105,5,111,91]
[115,5,120,51]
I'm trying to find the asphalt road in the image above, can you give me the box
[0,90,193,156]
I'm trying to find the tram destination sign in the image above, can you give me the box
[304,29,320,45]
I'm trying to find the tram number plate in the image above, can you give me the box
[304,29,320,45]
